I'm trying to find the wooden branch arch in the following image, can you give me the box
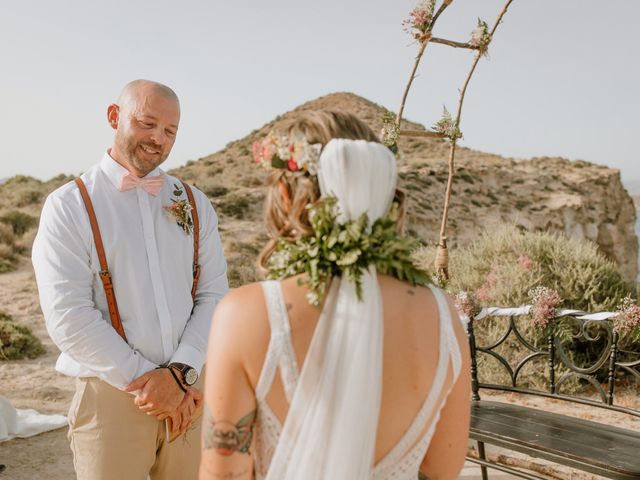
[393,0,516,282]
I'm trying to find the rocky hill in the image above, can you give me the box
[0,92,637,286]
[169,92,638,286]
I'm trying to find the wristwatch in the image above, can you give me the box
[168,362,198,386]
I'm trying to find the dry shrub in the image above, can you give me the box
[414,224,631,312]
[226,256,260,288]
[215,194,251,220]
[0,224,15,273]
[15,226,38,255]
[0,244,13,273]
[0,211,37,235]
[0,312,45,360]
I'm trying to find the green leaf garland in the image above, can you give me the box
[267,197,431,306]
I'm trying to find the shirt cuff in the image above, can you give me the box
[133,352,159,380]
[170,344,205,375]
[115,352,158,393]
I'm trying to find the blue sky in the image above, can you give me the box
[1,1,639,185]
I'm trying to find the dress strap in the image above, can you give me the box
[256,281,285,401]
[272,282,300,403]
[256,281,300,403]
[431,287,462,382]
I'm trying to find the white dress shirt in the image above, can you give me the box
[32,152,229,389]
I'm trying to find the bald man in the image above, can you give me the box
[32,80,229,479]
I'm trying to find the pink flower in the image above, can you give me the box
[252,141,263,163]
[475,271,498,303]
[287,159,299,171]
[469,31,482,48]
[517,255,533,271]
[455,291,481,318]
[163,203,180,214]
[402,2,434,39]
[528,287,562,329]
[252,139,275,166]
[613,296,640,333]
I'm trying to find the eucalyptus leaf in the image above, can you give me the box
[266,197,430,306]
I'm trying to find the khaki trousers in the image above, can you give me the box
[68,376,202,480]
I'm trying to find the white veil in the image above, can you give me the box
[265,139,398,480]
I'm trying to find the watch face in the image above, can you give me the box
[185,368,198,386]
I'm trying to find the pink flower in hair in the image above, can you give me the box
[252,137,277,168]
[252,142,263,163]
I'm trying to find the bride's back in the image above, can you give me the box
[200,111,470,480]
[238,273,470,476]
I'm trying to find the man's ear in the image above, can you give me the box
[107,104,119,130]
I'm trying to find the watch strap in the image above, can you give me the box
[156,365,187,393]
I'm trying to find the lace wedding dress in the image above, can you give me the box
[253,280,462,480]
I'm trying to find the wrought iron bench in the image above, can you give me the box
[466,308,640,479]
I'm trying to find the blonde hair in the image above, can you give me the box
[258,110,405,272]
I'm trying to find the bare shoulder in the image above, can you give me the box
[214,282,265,319]
[210,283,268,339]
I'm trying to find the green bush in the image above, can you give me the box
[203,185,229,198]
[0,312,46,360]
[216,194,250,219]
[0,211,37,236]
[17,189,42,207]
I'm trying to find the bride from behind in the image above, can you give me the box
[199,110,470,480]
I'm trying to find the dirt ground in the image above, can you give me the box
[0,260,75,479]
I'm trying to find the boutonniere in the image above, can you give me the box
[163,183,193,235]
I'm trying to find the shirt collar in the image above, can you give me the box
[100,150,163,190]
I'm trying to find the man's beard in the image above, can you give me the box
[118,135,168,175]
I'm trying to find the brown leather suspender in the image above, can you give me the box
[74,178,201,343]
[180,181,201,300]
[75,178,128,341]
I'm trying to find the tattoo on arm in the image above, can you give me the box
[418,472,429,480]
[203,404,257,456]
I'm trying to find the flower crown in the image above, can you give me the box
[252,132,322,176]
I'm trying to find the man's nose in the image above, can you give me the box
[149,127,167,146]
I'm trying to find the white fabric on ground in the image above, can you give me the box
[0,395,67,442]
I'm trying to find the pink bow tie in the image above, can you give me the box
[118,172,164,196]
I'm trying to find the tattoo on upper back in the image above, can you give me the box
[203,404,257,456]
[418,472,429,480]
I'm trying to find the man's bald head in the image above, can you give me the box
[107,79,181,176]
[117,79,180,115]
